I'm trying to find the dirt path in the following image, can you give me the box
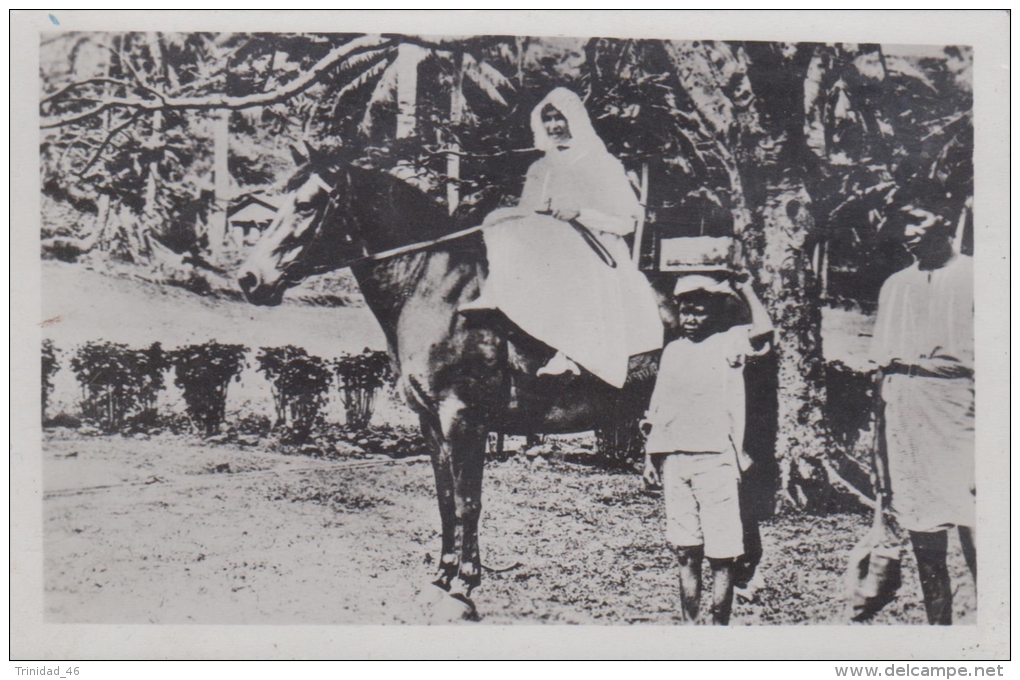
[43,432,976,626]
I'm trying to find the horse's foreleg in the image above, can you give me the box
[421,417,458,590]
[450,433,486,597]
[440,398,488,602]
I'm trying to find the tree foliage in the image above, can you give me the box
[41,339,60,422]
[41,33,973,505]
[42,34,971,265]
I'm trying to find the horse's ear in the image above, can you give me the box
[302,140,319,163]
[289,144,308,166]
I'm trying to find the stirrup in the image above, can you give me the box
[536,352,581,378]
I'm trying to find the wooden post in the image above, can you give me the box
[820,239,830,300]
[395,43,421,140]
[952,200,970,254]
[209,109,230,261]
[446,54,465,215]
[632,162,649,266]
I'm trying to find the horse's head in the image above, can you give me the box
[238,142,364,306]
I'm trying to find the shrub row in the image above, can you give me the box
[41,339,59,422]
[46,340,391,441]
[172,342,248,436]
[68,341,170,432]
[335,348,392,430]
[255,345,333,442]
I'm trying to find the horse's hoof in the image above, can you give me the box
[429,592,478,623]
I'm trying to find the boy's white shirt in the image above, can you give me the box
[644,324,769,471]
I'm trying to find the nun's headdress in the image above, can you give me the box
[530,88,606,154]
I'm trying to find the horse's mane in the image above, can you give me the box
[351,166,449,232]
[345,165,487,258]
[284,152,492,261]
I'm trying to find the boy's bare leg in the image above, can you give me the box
[958,525,977,585]
[674,546,703,623]
[910,529,952,625]
[708,558,736,625]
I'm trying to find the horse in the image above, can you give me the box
[238,144,660,620]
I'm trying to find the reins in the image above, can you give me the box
[351,224,488,265]
[345,218,615,269]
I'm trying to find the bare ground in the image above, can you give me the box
[42,431,976,626]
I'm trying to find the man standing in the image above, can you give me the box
[871,203,976,625]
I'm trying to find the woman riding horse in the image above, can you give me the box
[237,92,666,620]
[461,88,664,388]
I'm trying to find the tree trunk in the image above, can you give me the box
[820,239,830,300]
[632,162,649,265]
[727,43,874,511]
[209,108,231,262]
[94,193,111,249]
[743,181,833,510]
[144,110,162,216]
[391,43,429,192]
[718,140,754,267]
[132,33,172,264]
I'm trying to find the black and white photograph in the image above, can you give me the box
[11,10,1009,661]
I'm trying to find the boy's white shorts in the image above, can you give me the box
[661,452,744,559]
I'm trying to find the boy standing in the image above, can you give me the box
[642,272,774,625]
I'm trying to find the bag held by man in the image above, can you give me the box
[845,393,904,622]
[845,491,903,622]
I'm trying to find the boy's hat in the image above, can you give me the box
[673,273,736,298]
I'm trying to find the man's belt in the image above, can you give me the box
[886,362,972,379]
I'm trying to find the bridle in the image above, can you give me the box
[270,170,367,282]
[315,170,371,263]
[302,169,448,310]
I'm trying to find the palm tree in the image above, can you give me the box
[334,36,516,210]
